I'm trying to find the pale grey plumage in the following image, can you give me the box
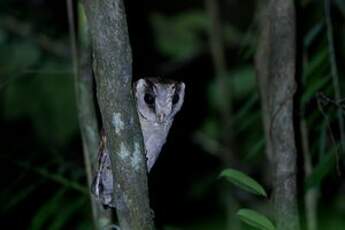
[91,78,185,207]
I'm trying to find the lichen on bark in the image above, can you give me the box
[82,0,155,229]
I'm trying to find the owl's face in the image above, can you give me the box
[134,78,185,124]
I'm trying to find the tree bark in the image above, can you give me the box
[81,0,154,229]
[74,3,115,229]
[255,0,300,229]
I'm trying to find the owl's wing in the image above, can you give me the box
[90,138,107,196]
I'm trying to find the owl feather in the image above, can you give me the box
[91,78,185,207]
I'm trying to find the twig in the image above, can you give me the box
[300,119,318,230]
[317,91,345,112]
[0,16,69,58]
[325,0,345,155]
[15,159,88,194]
[204,1,240,229]
[316,92,341,175]
[204,0,234,166]
[66,0,79,79]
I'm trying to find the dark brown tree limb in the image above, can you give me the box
[81,0,154,229]
[256,0,300,229]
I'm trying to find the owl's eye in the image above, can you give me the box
[172,94,179,105]
[144,93,155,105]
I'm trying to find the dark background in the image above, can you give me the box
[1,0,345,229]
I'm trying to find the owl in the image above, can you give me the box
[91,78,185,207]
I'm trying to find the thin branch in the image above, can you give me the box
[255,0,273,162]
[67,0,78,79]
[0,15,69,58]
[325,0,345,156]
[205,0,234,167]
[300,119,318,230]
[316,92,341,174]
[12,159,88,194]
[205,1,241,229]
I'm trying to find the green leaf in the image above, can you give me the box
[219,168,267,197]
[305,147,336,190]
[231,67,256,98]
[150,11,208,60]
[2,182,38,213]
[199,118,221,140]
[0,28,8,44]
[30,189,66,230]
[0,41,40,76]
[237,209,275,230]
[303,48,328,82]
[335,0,345,18]
[232,94,258,123]
[49,197,86,230]
[301,75,329,104]
[304,22,324,49]
[3,62,78,145]
[208,66,256,111]
[244,138,265,162]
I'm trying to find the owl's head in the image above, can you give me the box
[134,78,185,124]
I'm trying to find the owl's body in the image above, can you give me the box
[91,78,185,207]
[140,117,173,170]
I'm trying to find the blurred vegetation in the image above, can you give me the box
[1,0,345,229]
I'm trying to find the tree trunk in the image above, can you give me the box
[81,0,155,229]
[255,0,300,229]
[73,3,115,229]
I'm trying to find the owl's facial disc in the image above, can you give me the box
[135,78,185,124]
[144,93,155,105]
[153,84,178,124]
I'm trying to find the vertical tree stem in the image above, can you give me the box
[325,0,345,156]
[205,1,240,229]
[73,2,115,228]
[81,0,154,229]
[301,120,318,230]
[256,0,300,229]
[205,0,226,74]
[205,0,234,170]
[255,0,273,162]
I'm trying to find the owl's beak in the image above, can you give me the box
[158,113,165,123]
